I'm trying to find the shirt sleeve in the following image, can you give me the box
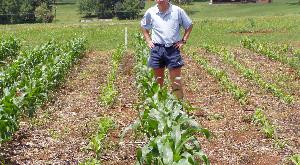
[179,8,192,30]
[141,10,152,30]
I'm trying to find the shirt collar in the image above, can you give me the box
[155,3,172,15]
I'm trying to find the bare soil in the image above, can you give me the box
[0,51,111,164]
[182,54,279,165]
[0,48,299,165]
[183,48,299,164]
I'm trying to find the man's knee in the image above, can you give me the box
[171,77,184,99]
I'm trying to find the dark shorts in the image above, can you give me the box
[148,44,184,69]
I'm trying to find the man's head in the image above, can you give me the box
[156,0,169,5]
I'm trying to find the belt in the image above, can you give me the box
[154,43,175,47]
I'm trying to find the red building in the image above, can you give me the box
[210,0,271,3]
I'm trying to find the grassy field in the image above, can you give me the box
[1,1,300,164]
[0,0,299,50]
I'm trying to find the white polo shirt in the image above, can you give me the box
[141,3,192,47]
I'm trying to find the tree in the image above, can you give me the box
[79,0,97,17]
[0,0,54,24]
[20,0,35,23]
[78,0,145,19]
[96,0,119,19]
[34,2,54,23]
[115,0,143,20]
[0,0,21,23]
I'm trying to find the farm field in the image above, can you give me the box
[0,0,300,164]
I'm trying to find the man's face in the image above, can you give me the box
[156,0,168,5]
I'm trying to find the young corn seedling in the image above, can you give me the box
[121,34,211,165]
[88,117,114,159]
[290,154,300,165]
[241,37,300,77]
[188,49,248,105]
[203,43,294,104]
[252,107,286,149]
[252,108,276,139]
[99,44,125,107]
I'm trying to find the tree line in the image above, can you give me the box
[78,0,193,20]
[0,0,193,24]
[79,0,145,19]
[0,0,54,24]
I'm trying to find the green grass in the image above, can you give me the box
[0,23,139,51]
[188,16,300,47]
[184,0,300,19]
[0,0,299,51]
[53,2,82,24]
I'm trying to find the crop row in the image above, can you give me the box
[242,38,300,76]
[121,34,211,165]
[202,43,293,104]
[0,37,20,62]
[187,48,248,105]
[80,117,114,165]
[191,44,298,164]
[81,45,125,164]
[0,38,86,142]
[99,44,125,107]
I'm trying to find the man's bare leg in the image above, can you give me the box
[169,67,184,99]
[153,67,165,87]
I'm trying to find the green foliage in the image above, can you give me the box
[88,117,114,158]
[115,0,143,20]
[290,154,300,165]
[242,37,300,78]
[188,47,248,105]
[98,44,125,107]
[0,0,53,24]
[172,0,193,5]
[0,37,86,143]
[121,34,211,165]
[35,2,54,23]
[203,43,294,104]
[19,0,35,23]
[78,0,144,19]
[252,108,275,139]
[0,0,21,24]
[252,108,286,149]
[79,0,97,17]
[0,37,21,61]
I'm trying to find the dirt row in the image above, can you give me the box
[0,48,298,165]
[182,47,299,164]
[0,52,112,164]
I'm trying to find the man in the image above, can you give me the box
[140,0,193,99]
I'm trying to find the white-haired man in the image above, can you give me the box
[141,0,193,99]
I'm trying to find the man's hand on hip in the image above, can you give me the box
[174,40,185,49]
[147,41,155,49]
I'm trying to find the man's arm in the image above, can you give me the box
[141,27,154,49]
[174,24,193,49]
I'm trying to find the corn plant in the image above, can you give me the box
[80,118,114,164]
[99,44,125,107]
[241,37,300,76]
[0,38,86,143]
[252,108,276,139]
[290,154,300,165]
[202,43,294,104]
[187,48,248,105]
[88,117,114,159]
[0,37,21,62]
[79,158,101,165]
[252,108,286,149]
[121,34,211,165]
